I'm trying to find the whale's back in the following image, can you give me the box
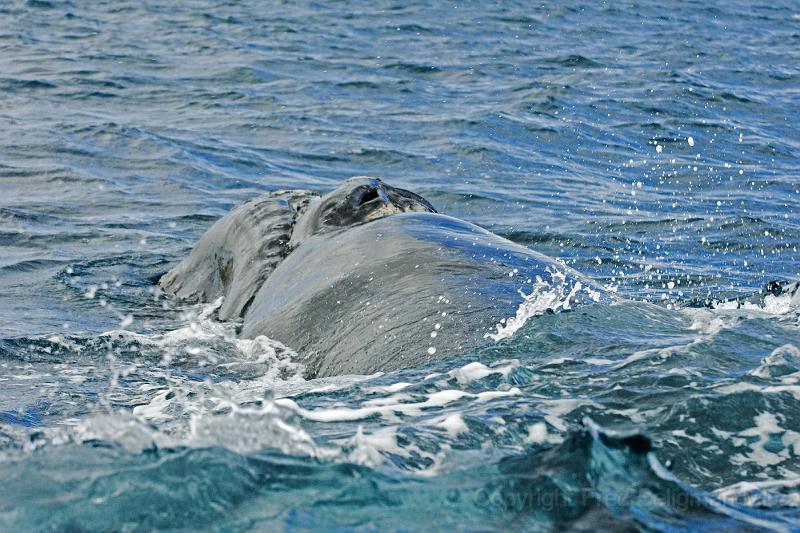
[242,212,609,377]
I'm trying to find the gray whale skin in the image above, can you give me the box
[159,177,612,378]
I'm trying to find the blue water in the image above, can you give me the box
[2,0,800,530]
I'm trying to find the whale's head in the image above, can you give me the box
[290,177,436,245]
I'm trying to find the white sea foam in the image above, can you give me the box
[343,426,399,468]
[275,388,522,423]
[715,476,800,508]
[437,413,469,437]
[707,288,800,322]
[447,360,518,384]
[750,344,800,379]
[7,299,550,474]
[29,281,800,484]
[729,412,800,469]
[53,400,320,458]
[525,422,561,444]
[18,299,327,458]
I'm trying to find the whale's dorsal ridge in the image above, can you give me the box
[159,188,320,320]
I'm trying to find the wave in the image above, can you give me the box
[1,418,795,531]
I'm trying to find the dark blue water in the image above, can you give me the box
[2,0,800,530]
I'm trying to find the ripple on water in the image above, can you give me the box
[1,0,800,530]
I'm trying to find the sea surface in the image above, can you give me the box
[1,0,800,531]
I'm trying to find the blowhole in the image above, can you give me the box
[358,187,380,206]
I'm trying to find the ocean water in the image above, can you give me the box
[1,0,800,530]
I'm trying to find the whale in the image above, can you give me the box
[159,177,614,377]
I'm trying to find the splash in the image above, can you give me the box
[685,285,800,338]
[485,270,597,341]
[714,289,800,317]
[10,299,328,458]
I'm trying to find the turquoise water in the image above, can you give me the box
[1,0,800,530]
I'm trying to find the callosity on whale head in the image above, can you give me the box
[289,177,437,246]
